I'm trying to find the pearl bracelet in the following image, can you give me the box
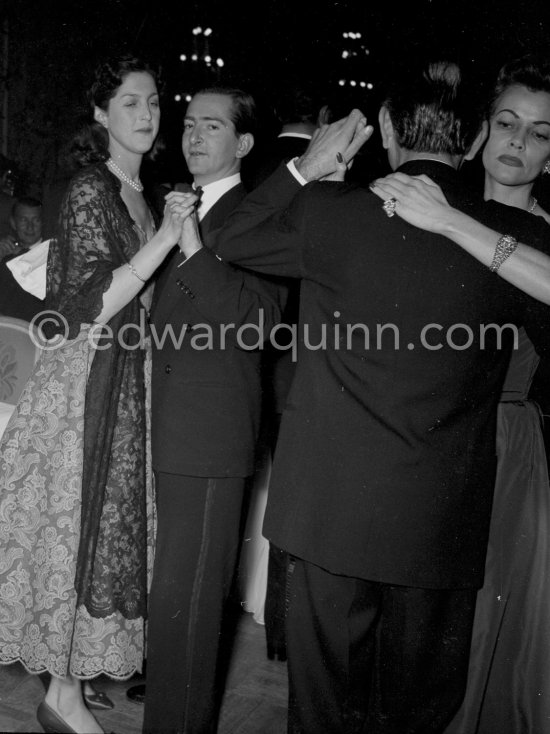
[127,261,146,283]
[489,234,518,273]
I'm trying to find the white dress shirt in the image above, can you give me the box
[196,172,241,221]
[179,173,242,265]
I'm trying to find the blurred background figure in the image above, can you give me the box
[239,82,325,663]
[0,196,45,320]
[248,83,322,189]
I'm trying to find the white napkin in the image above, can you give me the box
[6,239,50,300]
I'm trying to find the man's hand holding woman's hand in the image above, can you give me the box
[297,109,374,182]
[165,190,203,259]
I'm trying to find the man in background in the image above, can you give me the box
[0,196,45,320]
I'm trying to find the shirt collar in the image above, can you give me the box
[277,132,313,140]
[194,173,241,220]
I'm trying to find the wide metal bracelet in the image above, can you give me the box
[489,234,518,273]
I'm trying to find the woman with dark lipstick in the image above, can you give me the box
[372,55,550,733]
[0,53,190,734]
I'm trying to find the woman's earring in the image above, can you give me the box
[544,160,550,175]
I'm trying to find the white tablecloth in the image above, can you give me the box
[0,401,15,440]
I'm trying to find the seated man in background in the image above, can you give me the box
[0,196,45,321]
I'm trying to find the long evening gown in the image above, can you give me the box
[0,163,156,681]
[446,327,550,733]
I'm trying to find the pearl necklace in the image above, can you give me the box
[107,158,143,192]
[528,196,537,213]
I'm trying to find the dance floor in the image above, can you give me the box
[0,610,288,734]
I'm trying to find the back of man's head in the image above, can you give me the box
[383,60,482,157]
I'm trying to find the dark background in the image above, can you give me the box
[1,0,549,197]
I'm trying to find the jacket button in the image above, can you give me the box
[165,364,172,374]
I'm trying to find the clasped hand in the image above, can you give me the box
[164,190,203,258]
[296,108,374,182]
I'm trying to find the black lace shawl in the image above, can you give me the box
[46,163,157,619]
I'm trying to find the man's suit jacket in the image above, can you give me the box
[180,160,550,590]
[150,182,285,478]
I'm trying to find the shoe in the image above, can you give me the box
[36,701,78,734]
[83,687,115,710]
[126,683,146,704]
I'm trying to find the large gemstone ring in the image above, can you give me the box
[382,197,397,217]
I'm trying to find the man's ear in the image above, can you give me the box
[378,106,394,150]
[464,120,488,162]
[236,133,254,159]
[94,106,108,129]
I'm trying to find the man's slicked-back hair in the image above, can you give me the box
[383,60,482,156]
[12,196,42,217]
[194,87,258,137]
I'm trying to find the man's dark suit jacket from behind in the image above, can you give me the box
[150,182,285,479]
[180,160,550,591]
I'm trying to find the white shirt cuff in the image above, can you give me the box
[287,158,308,186]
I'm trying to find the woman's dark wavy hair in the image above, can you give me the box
[383,59,482,156]
[487,54,550,117]
[68,53,162,168]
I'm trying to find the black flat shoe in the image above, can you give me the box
[36,701,78,734]
[84,688,115,710]
[126,683,146,704]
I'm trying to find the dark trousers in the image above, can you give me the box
[142,472,246,734]
[286,558,477,734]
[264,411,292,660]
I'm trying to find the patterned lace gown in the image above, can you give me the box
[0,163,156,680]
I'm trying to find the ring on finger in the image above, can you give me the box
[382,197,397,218]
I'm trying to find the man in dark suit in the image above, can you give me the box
[171,61,550,733]
[142,87,285,734]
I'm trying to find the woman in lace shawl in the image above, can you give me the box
[0,54,191,734]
